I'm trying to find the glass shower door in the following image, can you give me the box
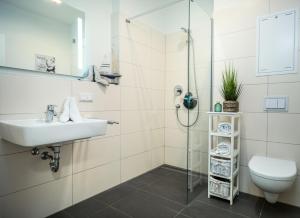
[186,0,213,202]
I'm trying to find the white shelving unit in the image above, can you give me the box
[207,112,241,205]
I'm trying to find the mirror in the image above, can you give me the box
[0,0,86,77]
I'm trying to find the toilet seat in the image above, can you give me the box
[249,156,297,181]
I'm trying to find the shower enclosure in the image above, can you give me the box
[123,0,213,203]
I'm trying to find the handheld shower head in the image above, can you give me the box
[180,27,188,33]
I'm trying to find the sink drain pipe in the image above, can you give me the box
[31,145,61,172]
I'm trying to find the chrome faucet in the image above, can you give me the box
[45,105,57,122]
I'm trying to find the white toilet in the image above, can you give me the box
[248,155,297,203]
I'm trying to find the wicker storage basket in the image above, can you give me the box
[209,177,230,198]
[210,157,237,177]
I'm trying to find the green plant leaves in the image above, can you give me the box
[220,64,243,101]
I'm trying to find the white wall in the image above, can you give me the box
[0,1,166,217]
[213,0,300,207]
[0,1,73,75]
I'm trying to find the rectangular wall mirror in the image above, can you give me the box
[0,0,86,77]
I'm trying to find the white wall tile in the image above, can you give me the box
[214,57,267,87]
[121,110,151,134]
[240,139,267,166]
[165,147,187,169]
[0,74,71,114]
[241,113,267,141]
[150,90,165,110]
[73,136,120,173]
[0,145,72,196]
[73,161,120,204]
[121,87,150,110]
[268,113,300,145]
[81,111,121,137]
[268,142,300,175]
[239,166,264,197]
[270,0,300,12]
[239,84,267,113]
[150,110,165,129]
[72,80,121,112]
[214,0,269,35]
[279,176,300,207]
[151,49,165,71]
[268,82,300,114]
[0,176,72,218]
[151,147,164,168]
[151,69,165,90]
[165,128,186,149]
[214,28,256,61]
[165,70,187,90]
[121,131,151,158]
[165,51,187,71]
[151,30,165,53]
[0,138,30,156]
[166,31,188,52]
[151,128,164,149]
[119,62,141,88]
[121,151,151,182]
[189,130,209,153]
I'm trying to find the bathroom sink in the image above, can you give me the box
[0,119,108,147]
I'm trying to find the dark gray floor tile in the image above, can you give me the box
[261,202,300,218]
[125,172,164,189]
[196,189,264,217]
[139,189,185,212]
[149,166,174,176]
[94,184,136,205]
[181,201,246,218]
[46,211,72,218]
[90,207,132,218]
[144,180,187,204]
[141,176,188,204]
[112,189,178,218]
[64,198,107,218]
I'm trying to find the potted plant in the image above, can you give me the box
[220,64,242,112]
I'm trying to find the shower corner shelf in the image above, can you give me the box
[207,112,241,205]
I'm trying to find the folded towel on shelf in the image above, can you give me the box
[69,97,82,122]
[59,97,71,123]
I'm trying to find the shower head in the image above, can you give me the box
[180,27,188,33]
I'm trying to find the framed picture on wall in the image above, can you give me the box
[35,54,56,73]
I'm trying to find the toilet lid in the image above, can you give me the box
[249,156,297,181]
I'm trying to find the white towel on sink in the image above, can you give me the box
[59,97,70,123]
[69,97,82,122]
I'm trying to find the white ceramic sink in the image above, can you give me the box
[0,119,108,147]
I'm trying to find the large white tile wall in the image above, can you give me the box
[112,13,165,183]
[0,11,165,218]
[214,0,300,207]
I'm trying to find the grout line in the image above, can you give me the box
[72,159,121,176]
[214,56,256,62]
[0,174,71,198]
[173,207,190,218]
[109,205,134,218]
[214,26,256,37]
